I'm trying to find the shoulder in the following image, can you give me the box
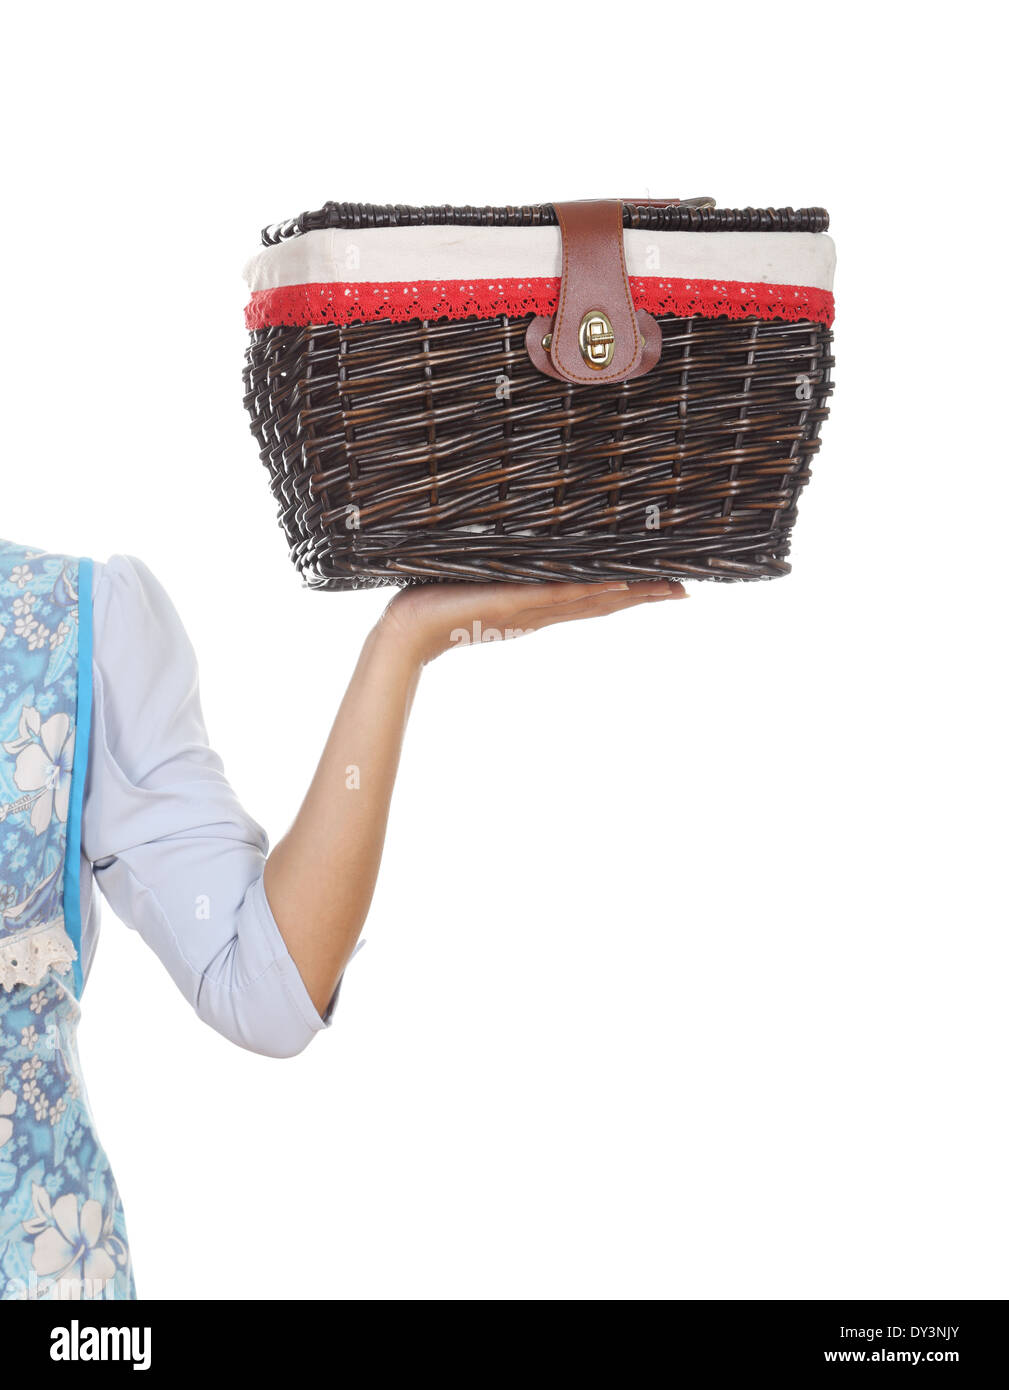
[93,552,171,604]
[93,554,188,629]
[91,554,199,680]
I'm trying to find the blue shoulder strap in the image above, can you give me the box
[62,558,94,998]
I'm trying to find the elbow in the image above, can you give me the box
[193,969,325,1060]
[201,1012,321,1060]
[244,1029,319,1062]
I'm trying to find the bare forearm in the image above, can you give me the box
[262,576,684,1017]
[263,620,422,1014]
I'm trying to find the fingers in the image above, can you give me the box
[517,579,642,610]
[526,578,685,612]
[538,580,686,615]
[521,581,688,630]
[600,582,687,609]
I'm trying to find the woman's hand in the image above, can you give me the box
[378,578,688,666]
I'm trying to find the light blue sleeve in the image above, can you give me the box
[82,555,342,1058]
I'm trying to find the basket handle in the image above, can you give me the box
[621,196,717,209]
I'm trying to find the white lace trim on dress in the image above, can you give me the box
[0,917,77,992]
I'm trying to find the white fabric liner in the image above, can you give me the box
[245,226,836,294]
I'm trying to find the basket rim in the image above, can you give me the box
[261,202,830,247]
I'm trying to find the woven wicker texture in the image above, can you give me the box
[243,311,834,589]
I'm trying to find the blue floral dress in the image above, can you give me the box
[0,539,133,1300]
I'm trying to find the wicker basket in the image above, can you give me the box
[242,200,835,588]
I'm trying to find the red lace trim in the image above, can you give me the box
[245,276,835,330]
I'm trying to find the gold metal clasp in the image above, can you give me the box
[578,311,616,369]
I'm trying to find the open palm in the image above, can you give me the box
[381,578,687,665]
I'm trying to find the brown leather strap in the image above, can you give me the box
[525,199,661,386]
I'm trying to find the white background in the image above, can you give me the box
[3,2,1005,1300]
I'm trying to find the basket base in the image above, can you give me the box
[292,529,794,590]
